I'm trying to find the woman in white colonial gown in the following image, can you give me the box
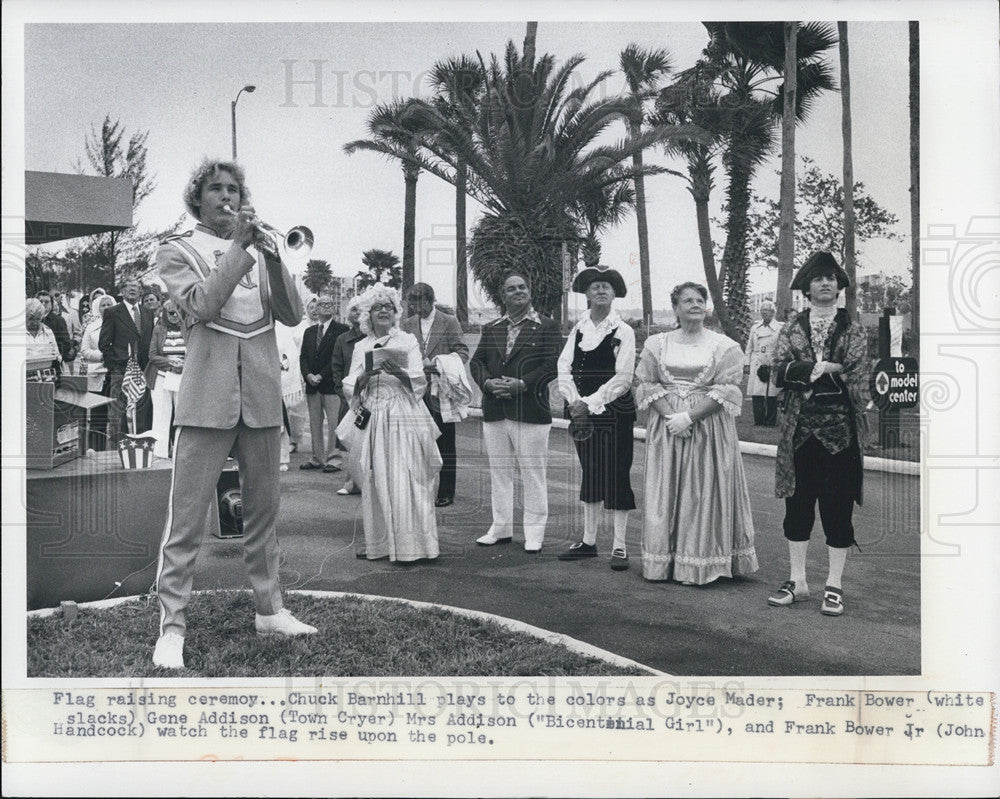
[337,285,442,562]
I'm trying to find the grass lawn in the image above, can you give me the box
[27,592,652,678]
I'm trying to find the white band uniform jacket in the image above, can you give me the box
[156,225,303,429]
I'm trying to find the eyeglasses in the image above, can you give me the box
[370,303,396,312]
[317,301,335,307]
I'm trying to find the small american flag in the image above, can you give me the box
[121,351,147,409]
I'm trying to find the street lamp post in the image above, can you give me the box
[231,84,256,160]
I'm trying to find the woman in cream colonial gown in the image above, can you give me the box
[635,282,758,585]
[336,285,441,562]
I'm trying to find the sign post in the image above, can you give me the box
[871,307,918,448]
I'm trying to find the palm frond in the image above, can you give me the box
[620,43,674,92]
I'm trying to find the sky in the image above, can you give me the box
[22,17,912,313]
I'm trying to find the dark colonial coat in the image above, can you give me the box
[772,308,869,502]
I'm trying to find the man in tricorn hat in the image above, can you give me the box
[555,266,637,570]
[767,251,868,616]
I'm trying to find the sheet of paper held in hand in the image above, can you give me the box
[368,347,409,372]
[2,1,997,797]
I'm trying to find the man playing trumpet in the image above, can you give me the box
[152,159,316,670]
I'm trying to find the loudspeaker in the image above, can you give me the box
[215,466,244,539]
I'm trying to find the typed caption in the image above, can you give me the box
[4,682,993,764]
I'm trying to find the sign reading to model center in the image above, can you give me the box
[870,357,919,410]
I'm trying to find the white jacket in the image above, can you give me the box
[431,352,473,423]
[79,319,108,392]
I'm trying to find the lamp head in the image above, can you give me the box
[244,85,256,93]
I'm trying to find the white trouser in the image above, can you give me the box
[481,419,551,546]
[150,385,178,459]
[306,391,341,465]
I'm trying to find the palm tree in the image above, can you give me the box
[776,22,799,319]
[304,258,334,295]
[428,56,485,325]
[574,179,636,268]
[393,42,676,318]
[653,70,739,341]
[356,248,402,290]
[344,99,431,294]
[839,22,858,319]
[700,21,838,342]
[523,21,538,66]
[620,44,673,327]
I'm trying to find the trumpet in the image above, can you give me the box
[222,205,314,263]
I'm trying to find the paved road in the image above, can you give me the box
[193,419,920,676]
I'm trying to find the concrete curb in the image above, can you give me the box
[27,589,666,676]
[465,408,920,476]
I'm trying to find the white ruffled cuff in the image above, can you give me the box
[636,384,670,411]
[708,388,742,416]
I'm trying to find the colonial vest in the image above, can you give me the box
[162,227,274,339]
[570,326,636,418]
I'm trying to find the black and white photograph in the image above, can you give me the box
[3,0,998,796]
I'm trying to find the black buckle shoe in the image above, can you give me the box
[558,541,598,561]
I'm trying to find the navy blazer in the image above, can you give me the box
[470,313,559,425]
[300,320,349,394]
[42,312,72,361]
[98,302,154,372]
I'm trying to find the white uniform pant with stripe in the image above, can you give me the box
[156,423,283,636]
[481,419,551,546]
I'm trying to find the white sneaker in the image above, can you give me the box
[476,532,513,546]
[152,632,185,669]
[255,608,317,636]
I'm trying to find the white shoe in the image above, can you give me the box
[255,608,317,636]
[279,464,288,472]
[152,632,185,669]
[476,532,513,546]
[524,542,542,553]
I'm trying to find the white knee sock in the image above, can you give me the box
[826,546,848,589]
[789,540,810,592]
[582,502,600,546]
[612,510,629,552]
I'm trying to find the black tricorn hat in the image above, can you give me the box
[790,251,851,292]
[571,266,627,298]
